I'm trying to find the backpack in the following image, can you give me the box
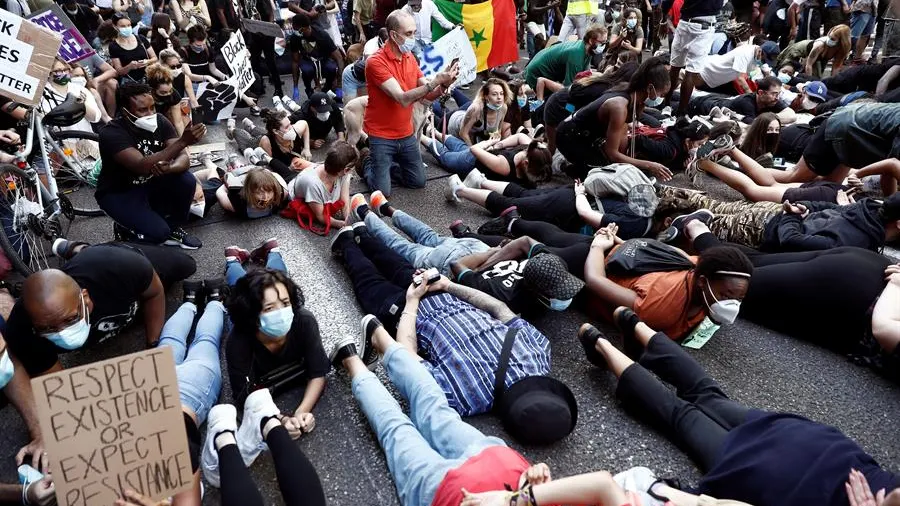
[606,239,695,276]
[582,163,659,218]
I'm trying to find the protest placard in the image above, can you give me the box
[0,8,62,106]
[418,26,477,87]
[241,18,285,38]
[220,30,256,95]
[28,4,95,64]
[31,348,193,506]
[196,81,238,122]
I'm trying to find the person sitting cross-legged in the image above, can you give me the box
[329,224,577,436]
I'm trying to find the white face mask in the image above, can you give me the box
[279,127,297,141]
[71,76,87,87]
[315,111,331,122]
[189,201,205,217]
[43,293,92,350]
[701,280,741,325]
[127,109,159,133]
[801,96,818,111]
[0,351,14,389]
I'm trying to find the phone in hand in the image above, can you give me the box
[413,268,440,287]
[449,57,460,70]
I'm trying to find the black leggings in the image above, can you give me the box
[484,183,581,232]
[465,219,591,278]
[693,233,889,350]
[218,425,326,506]
[616,333,750,472]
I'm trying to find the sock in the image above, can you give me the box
[259,415,280,438]
[213,430,236,450]
[506,218,517,234]
[356,204,370,218]
[381,203,395,217]
[269,247,281,253]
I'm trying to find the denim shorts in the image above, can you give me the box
[851,11,876,38]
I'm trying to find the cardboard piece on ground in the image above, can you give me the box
[188,142,227,155]
[241,18,285,38]
[28,4,96,64]
[419,26,477,87]
[31,348,193,506]
[0,9,63,106]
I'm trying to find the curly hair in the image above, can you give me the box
[226,269,305,336]
[695,246,754,282]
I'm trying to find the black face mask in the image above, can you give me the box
[154,90,182,108]
[765,132,779,150]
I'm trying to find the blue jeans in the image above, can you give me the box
[351,343,506,506]
[851,10,876,40]
[365,135,426,197]
[364,211,489,276]
[159,301,227,425]
[433,135,477,176]
[225,251,287,286]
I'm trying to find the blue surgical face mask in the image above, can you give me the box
[645,95,664,107]
[118,26,133,38]
[0,351,13,389]
[826,37,838,47]
[593,43,606,54]
[396,33,416,53]
[777,72,791,84]
[259,306,294,338]
[626,18,637,29]
[546,297,573,311]
[44,293,91,350]
[486,102,502,111]
[517,97,527,108]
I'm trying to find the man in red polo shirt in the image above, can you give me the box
[364,9,458,196]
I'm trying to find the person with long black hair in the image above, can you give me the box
[554,57,673,180]
[633,116,710,171]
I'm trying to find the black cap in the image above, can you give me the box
[497,376,577,445]
[309,92,333,113]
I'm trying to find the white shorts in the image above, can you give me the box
[670,19,717,72]
[527,21,547,37]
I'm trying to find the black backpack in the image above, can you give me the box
[606,239,695,277]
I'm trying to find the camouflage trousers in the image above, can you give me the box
[656,187,782,248]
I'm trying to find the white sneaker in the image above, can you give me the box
[253,147,272,165]
[241,117,255,130]
[282,96,301,112]
[236,389,280,466]
[243,147,260,165]
[201,404,238,489]
[462,169,486,189]
[446,174,463,202]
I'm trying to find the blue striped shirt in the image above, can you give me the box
[416,293,552,416]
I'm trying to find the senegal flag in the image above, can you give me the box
[432,0,518,72]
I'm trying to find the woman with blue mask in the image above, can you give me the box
[224,255,329,440]
[108,12,157,84]
[603,7,644,69]
[554,56,673,181]
[775,24,851,79]
[446,78,512,146]
[501,80,535,137]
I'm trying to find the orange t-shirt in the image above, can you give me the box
[363,45,423,139]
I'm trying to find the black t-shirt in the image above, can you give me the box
[458,259,538,314]
[4,244,154,376]
[289,27,337,59]
[728,93,787,124]
[108,35,152,82]
[209,0,238,31]
[183,46,216,77]
[226,307,330,407]
[60,4,100,33]
[294,101,345,140]
[97,115,179,196]
[526,0,551,25]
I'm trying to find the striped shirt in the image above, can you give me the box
[416,293,552,416]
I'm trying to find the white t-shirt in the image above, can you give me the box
[699,45,758,88]
[363,36,383,56]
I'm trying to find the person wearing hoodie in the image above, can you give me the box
[660,192,900,253]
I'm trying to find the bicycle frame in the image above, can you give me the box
[16,110,65,217]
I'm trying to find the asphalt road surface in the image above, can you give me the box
[0,76,898,506]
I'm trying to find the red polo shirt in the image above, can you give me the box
[364,45,423,140]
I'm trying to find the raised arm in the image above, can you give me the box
[583,227,639,309]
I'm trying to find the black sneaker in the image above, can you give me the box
[476,206,519,236]
[660,209,714,243]
[329,336,358,369]
[113,222,138,242]
[183,280,204,306]
[330,226,354,257]
[449,220,470,238]
[360,314,382,370]
[533,124,545,139]
[577,323,608,369]
[164,228,202,250]
[204,278,227,303]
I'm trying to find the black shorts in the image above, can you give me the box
[800,122,840,176]
[781,181,841,203]
[543,90,573,128]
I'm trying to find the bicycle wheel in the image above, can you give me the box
[0,165,60,275]
[45,130,104,217]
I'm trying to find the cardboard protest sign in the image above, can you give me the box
[31,348,193,506]
[221,31,256,95]
[196,81,238,122]
[241,18,285,38]
[0,8,62,106]
[418,26,477,87]
[28,4,95,64]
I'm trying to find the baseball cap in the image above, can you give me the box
[760,41,781,66]
[309,92,333,113]
[497,376,578,445]
[802,81,828,102]
[522,253,584,300]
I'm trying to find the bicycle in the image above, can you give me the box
[0,93,104,276]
